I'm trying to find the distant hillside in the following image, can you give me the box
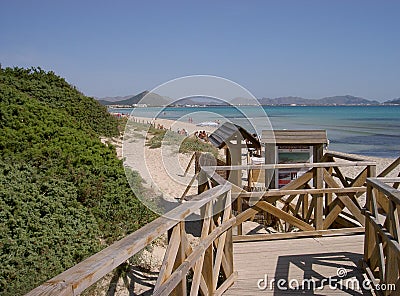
[99,92,385,107]
[383,98,400,105]
[258,95,379,106]
[258,96,308,105]
[316,95,379,105]
[98,91,169,106]
[96,94,132,103]
[230,97,259,105]
[170,97,229,106]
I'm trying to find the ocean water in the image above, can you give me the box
[111,105,400,158]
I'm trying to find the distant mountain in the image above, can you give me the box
[98,91,169,106]
[230,97,259,105]
[316,95,379,105]
[383,98,400,105]
[258,95,379,106]
[98,92,385,107]
[96,95,132,103]
[258,96,308,105]
[170,96,229,106]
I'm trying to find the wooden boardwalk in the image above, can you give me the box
[224,234,374,295]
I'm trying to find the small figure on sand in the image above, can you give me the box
[196,130,209,142]
[178,128,188,136]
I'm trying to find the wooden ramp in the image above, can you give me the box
[224,234,373,295]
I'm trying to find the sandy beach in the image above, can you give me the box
[120,117,219,215]
[118,116,398,212]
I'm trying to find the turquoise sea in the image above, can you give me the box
[111,105,400,158]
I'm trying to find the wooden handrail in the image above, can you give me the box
[202,161,376,171]
[377,156,400,177]
[364,177,400,293]
[324,151,368,162]
[27,184,232,296]
[238,186,366,198]
[366,178,400,205]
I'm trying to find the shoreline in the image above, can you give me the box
[119,117,397,202]
[108,104,400,108]
[108,105,400,159]
[129,116,219,134]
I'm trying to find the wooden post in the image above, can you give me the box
[237,196,243,235]
[225,148,231,180]
[183,153,196,177]
[228,139,242,235]
[227,143,241,187]
[315,167,324,230]
[302,193,309,220]
[313,144,323,163]
[197,152,209,195]
[224,227,234,277]
[367,164,376,179]
[171,221,187,295]
[265,143,276,189]
[180,172,199,201]
[364,182,374,263]
[325,166,333,216]
[247,152,252,189]
[202,206,214,294]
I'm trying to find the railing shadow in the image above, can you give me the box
[272,251,373,295]
[106,266,158,296]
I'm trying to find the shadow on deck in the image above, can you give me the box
[224,234,373,295]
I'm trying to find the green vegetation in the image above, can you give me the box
[179,137,219,157]
[142,124,219,157]
[0,67,156,295]
[146,126,168,148]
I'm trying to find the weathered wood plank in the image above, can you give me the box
[183,152,196,177]
[232,227,365,242]
[205,161,376,171]
[324,151,368,162]
[367,178,400,205]
[238,187,366,198]
[378,157,400,177]
[323,199,345,229]
[225,234,367,295]
[254,201,314,231]
[180,172,199,201]
[154,223,181,290]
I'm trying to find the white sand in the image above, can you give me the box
[130,116,218,134]
[325,150,397,178]
[122,117,219,217]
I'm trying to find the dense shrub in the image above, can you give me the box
[0,67,156,295]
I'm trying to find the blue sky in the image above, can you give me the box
[1,0,399,101]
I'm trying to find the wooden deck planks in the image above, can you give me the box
[224,234,374,295]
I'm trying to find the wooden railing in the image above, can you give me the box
[199,152,377,241]
[363,177,400,295]
[26,154,400,295]
[27,184,235,296]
